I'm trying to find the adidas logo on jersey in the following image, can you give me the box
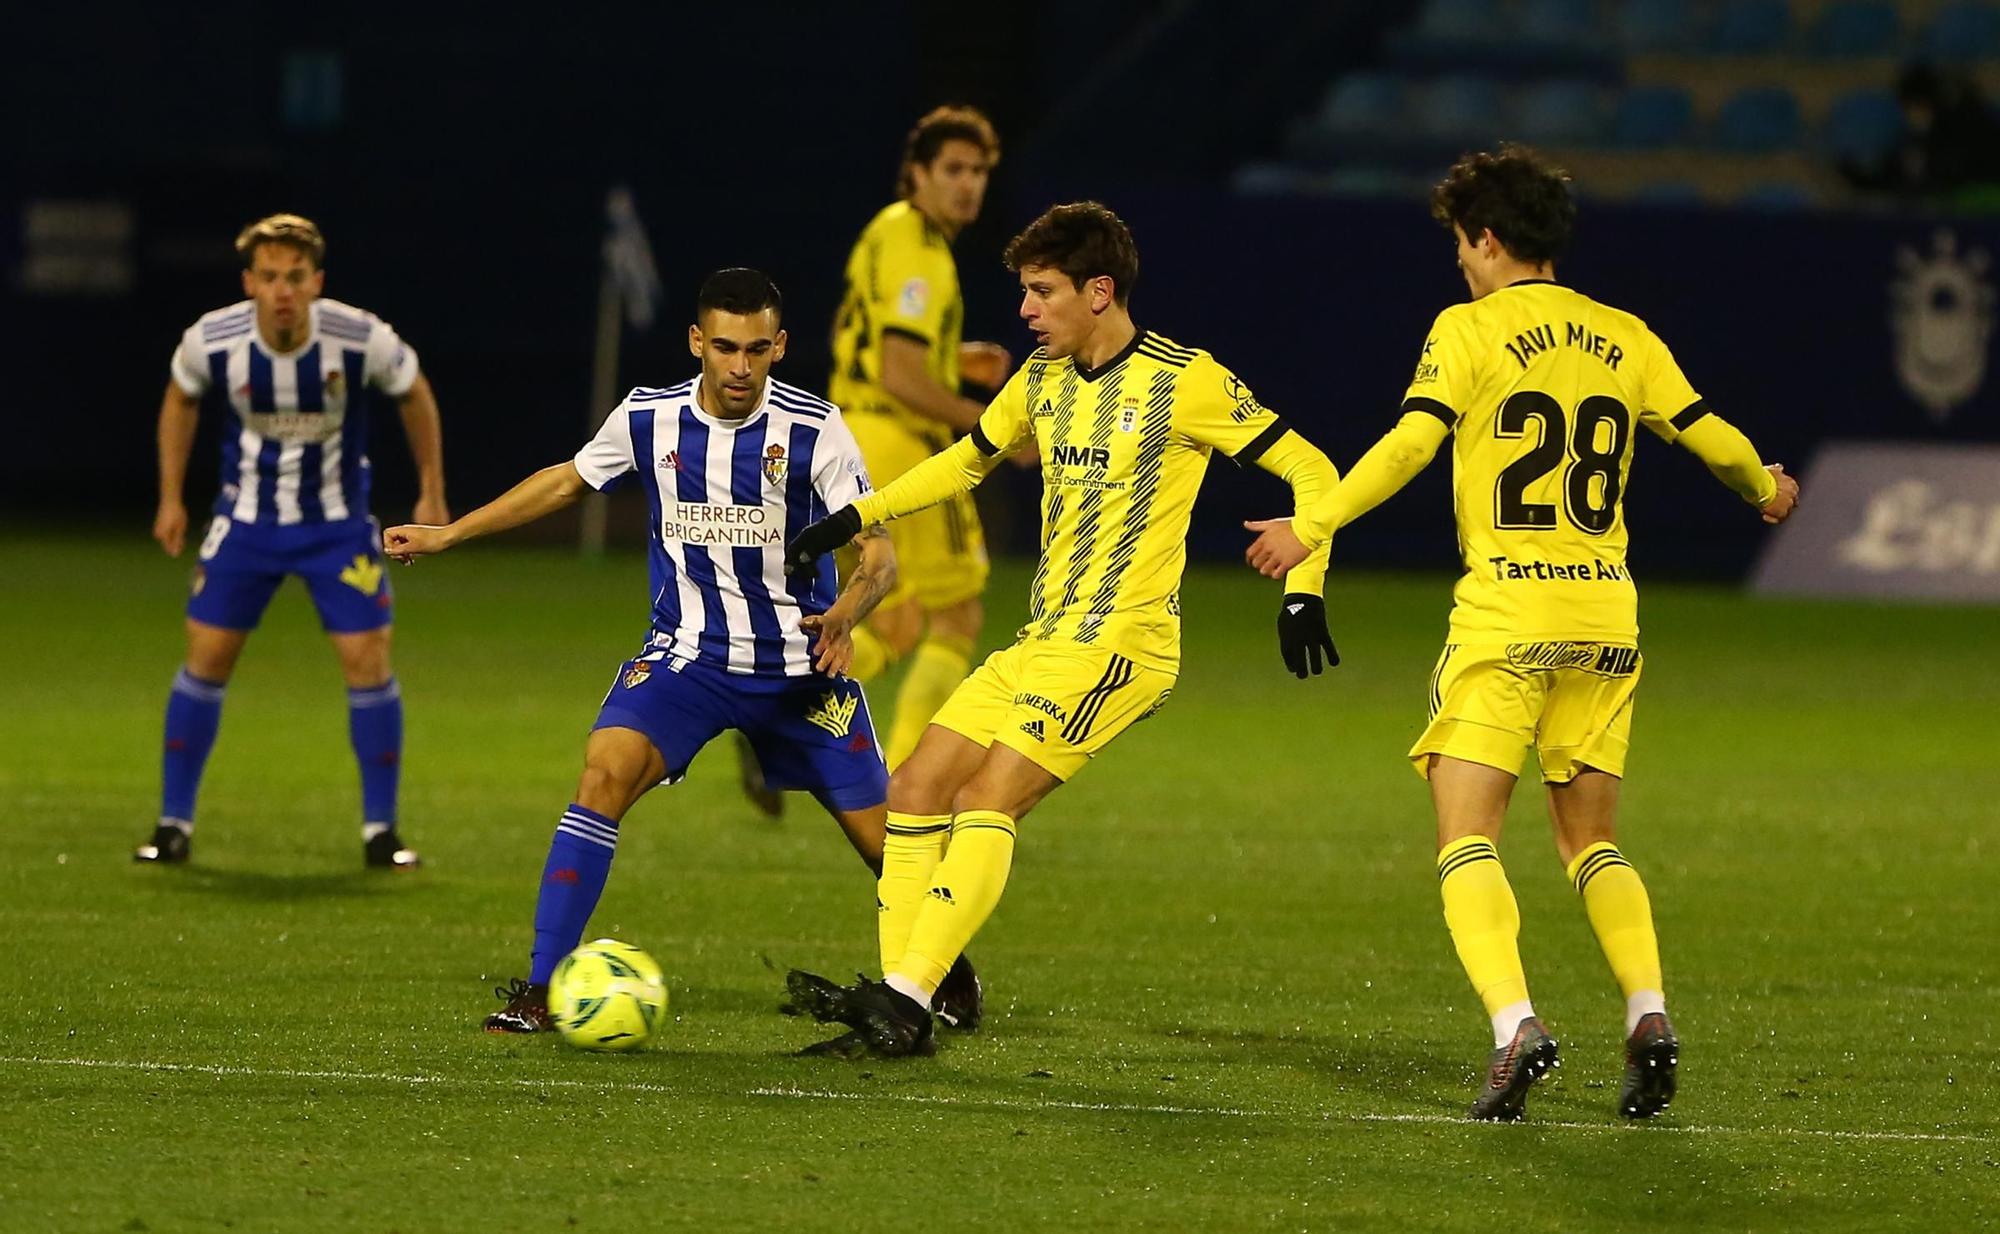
[927,886,956,905]
[1019,718,1045,742]
[1286,603,1305,615]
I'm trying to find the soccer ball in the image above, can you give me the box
[548,938,669,1051]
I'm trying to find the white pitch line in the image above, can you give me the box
[2,1056,1991,1147]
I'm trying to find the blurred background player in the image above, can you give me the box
[781,202,1341,1058]
[136,213,446,869]
[379,269,977,1035]
[820,105,1014,771]
[1245,146,1801,1122]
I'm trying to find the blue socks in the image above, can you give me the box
[160,669,226,827]
[529,804,621,984]
[347,678,403,832]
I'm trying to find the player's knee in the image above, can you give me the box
[333,629,393,687]
[872,602,924,658]
[886,761,954,816]
[574,763,640,819]
[928,598,983,643]
[183,622,246,682]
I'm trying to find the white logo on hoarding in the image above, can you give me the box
[1839,479,2000,574]
[1891,230,1993,422]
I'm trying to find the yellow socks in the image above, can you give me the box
[1437,836,1534,1044]
[894,809,1016,998]
[885,634,972,769]
[847,625,894,683]
[1567,841,1666,1032]
[876,812,950,974]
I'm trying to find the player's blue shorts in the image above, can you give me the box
[188,515,394,633]
[593,649,888,812]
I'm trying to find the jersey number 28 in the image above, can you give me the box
[1492,392,1630,535]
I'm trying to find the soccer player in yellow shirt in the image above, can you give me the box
[826,105,1015,768]
[1245,146,1800,1121]
[781,201,1342,1056]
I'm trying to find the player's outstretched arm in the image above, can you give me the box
[383,462,589,562]
[395,374,450,525]
[1670,413,1799,524]
[1244,410,1450,578]
[154,380,201,557]
[800,526,898,675]
[1239,429,1342,677]
[783,433,1004,577]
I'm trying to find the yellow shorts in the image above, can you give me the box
[848,413,989,611]
[930,639,1176,781]
[1409,641,1642,783]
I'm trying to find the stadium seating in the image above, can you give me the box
[1260,0,2000,208]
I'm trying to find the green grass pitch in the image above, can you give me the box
[2,532,1995,1232]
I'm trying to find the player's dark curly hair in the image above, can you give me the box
[898,104,1000,199]
[1430,145,1576,265]
[1002,201,1139,306]
[697,267,783,325]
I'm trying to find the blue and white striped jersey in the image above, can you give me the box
[171,298,421,525]
[573,378,873,679]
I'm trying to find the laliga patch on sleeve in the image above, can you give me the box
[898,277,930,320]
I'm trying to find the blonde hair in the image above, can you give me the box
[235,213,326,269]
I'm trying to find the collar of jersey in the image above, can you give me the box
[1496,278,1559,291]
[681,380,771,430]
[1070,327,1145,382]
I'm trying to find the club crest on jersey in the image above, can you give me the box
[324,370,344,399]
[623,660,653,689]
[805,688,858,738]
[1119,396,1139,434]
[763,443,788,486]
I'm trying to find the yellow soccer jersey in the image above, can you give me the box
[1406,280,1713,641]
[828,201,963,446]
[964,331,1292,673]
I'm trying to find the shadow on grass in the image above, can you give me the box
[147,864,417,902]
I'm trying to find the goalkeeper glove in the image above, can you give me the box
[784,505,863,577]
[1277,593,1338,678]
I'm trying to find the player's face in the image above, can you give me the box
[241,244,323,336]
[689,309,787,418]
[911,139,993,229]
[1016,264,1112,360]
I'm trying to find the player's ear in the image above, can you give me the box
[771,328,788,363]
[241,268,256,299]
[687,324,703,359]
[1088,275,1113,314]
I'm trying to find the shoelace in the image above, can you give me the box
[493,977,535,1004]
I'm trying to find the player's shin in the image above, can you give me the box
[529,805,621,984]
[891,809,1015,1005]
[160,668,226,828]
[1437,836,1535,1045]
[347,678,402,836]
[886,634,973,768]
[877,813,951,973]
[1567,842,1666,1031]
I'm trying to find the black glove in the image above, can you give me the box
[1278,593,1338,678]
[784,505,862,577]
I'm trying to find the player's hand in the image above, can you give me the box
[153,501,188,557]
[800,611,856,676]
[960,341,1012,391]
[413,494,451,527]
[1760,464,1800,525]
[382,523,454,563]
[784,506,863,578]
[1278,593,1338,678]
[1243,518,1310,579]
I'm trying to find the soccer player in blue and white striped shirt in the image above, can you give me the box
[137,214,447,869]
[384,269,979,1036]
